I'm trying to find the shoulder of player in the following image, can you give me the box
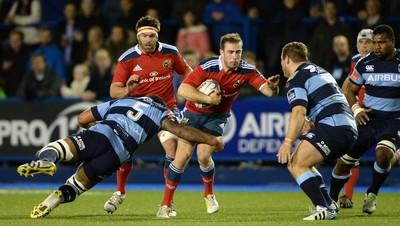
[158,42,179,55]
[351,53,362,62]
[199,56,220,72]
[118,46,140,62]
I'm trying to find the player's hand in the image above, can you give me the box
[355,108,372,126]
[210,136,224,152]
[302,120,315,135]
[267,74,280,89]
[208,90,222,105]
[126,75,140,94]
[277,143,292,164]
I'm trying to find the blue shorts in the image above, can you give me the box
[347,118,400,159]
[68,130,121,182]
[301,123,358,164]
[180,109,230,136]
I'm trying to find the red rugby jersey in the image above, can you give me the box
[349,53,365,105]
[183,56,266,114]
[113,42,190,109]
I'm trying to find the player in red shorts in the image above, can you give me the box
[103,16,192,214]
[156,33,280,218]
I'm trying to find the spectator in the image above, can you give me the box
[60,63,90,99]
[5,0,41,47]
[176,9,210,58]
[115,0,142,34]
[17,54,61,101]
[0,0,10,21]
[0,30,29,97]
[82,49,113,101]
[83,25,105,68]
[104,24,130,66]
[31,26,67,83]
[75,0,105,41]
[56,1,86,84]
[171,0,207,22]
[330,35,352,87]
[202,0,243,52]
[357,0,385,31]
[309,0,353,70]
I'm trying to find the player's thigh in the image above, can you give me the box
[290,140,324,168]
[173,138,195,168]
[302,123,357,164]
[82,149,121,182]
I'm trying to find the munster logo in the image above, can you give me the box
[163,59,172,68]
[233,80,244,88]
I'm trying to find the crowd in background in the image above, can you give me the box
[0,0,399,101]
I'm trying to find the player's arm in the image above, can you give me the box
[110,75,140,98]
[346,82,370,125]
[258,74,280,97]
[178,83,221,105]
[277,105,306,164]
[77,108,98,129]
[161,118,224,152]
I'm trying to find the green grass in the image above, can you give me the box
[1,189,399,226]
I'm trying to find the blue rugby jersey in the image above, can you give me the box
[350,50,400,119]
[89,97,174,164]
[285,63,357,131]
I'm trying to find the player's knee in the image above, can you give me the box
[65,174,89,196]
[339,154,358,166]
[159,131,178,144]
[37,139,74,162]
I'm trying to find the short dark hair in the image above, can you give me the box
[281,42,309,63]
[373,24,395,42]
[135,16,161,32]
[220,33,242,50]
[148,95,166,107]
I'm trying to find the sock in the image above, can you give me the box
[367,162,391,195]
[297,171,328,207]
[313,171,332,205]
[329,173,350,202]
[37,147,59,163]
[117,161,133,194]
[344,166,359,200]
[164,156,174,178]
[200,160,215,197]
[161,163,183,207]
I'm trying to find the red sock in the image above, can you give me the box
[201,174,214,197]
[161,178,179,207]
[116,162,133,194]
[344,167,359,200]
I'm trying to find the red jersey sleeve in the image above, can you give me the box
[182,65,207,87]
[173,52,190,76]
[248,69,267,90]
[112,61,132,83]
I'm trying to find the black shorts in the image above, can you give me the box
[301,123,358,164]
[347,118,400,159]
[69,130,121,182]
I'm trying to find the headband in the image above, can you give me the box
[137,26,159,36]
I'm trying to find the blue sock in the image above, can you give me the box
[38,147,59,163]
[297,171,329,207]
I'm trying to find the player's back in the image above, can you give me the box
[287,63,355,129]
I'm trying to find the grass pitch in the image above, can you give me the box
[1,189,399,226]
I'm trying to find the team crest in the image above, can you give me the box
[233,80,244,88]
[163,59,172,68]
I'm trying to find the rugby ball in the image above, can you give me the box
[195,79,220,109]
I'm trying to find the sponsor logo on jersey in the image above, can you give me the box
[306,132,315,139]
[366,65,374,72]
[133,64,142,71]
[233,80,244,88]
[163,59,172,68]
[287,89,296,101]
[149,71,158,76]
